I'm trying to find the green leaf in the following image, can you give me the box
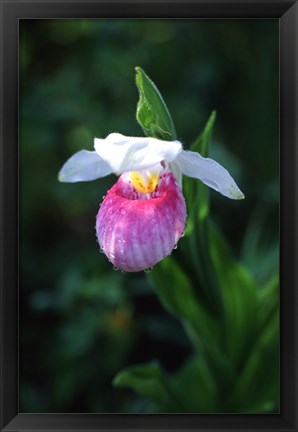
[148,256,220,348]
[257,272,279,332]
[226,309,279,412]
[183,111,216,221]
[191,110,216,157]
[148,256,238,393]
[209,224,258,368]
[135,66,176,140]
[113,362,185,412]
[172,355,218,412]
[113,363,167,405]
[225,273,279,412]
[241,206,279,284]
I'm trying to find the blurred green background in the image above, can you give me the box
[19,19,279,413]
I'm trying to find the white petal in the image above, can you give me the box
[94,133,182,175]
[58,150,112,183]
[176,150,245,200]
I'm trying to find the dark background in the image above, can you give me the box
[19,19,279,413]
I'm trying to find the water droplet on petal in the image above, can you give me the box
[173,244,178,250]
[180,230,185,238]
[113,265,119,271]
[144,267,153,273]
[99,247,104,254]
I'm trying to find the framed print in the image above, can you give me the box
[1,1,297,431]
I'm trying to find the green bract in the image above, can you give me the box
[135,66,176,141]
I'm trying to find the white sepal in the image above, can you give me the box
[94,133,182,175]
[58,150,112,183]
[168,160,183,187]
[176,150,244,200]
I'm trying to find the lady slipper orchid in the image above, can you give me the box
[58,133,244,272]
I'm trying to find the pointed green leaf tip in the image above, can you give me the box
[191,110,217,158]
[135,66,176,141]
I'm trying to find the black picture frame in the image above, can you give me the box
[1,0,297,431]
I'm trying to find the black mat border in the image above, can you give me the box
[1,1,297,431]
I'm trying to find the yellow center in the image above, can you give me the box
[130,171,159,194]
